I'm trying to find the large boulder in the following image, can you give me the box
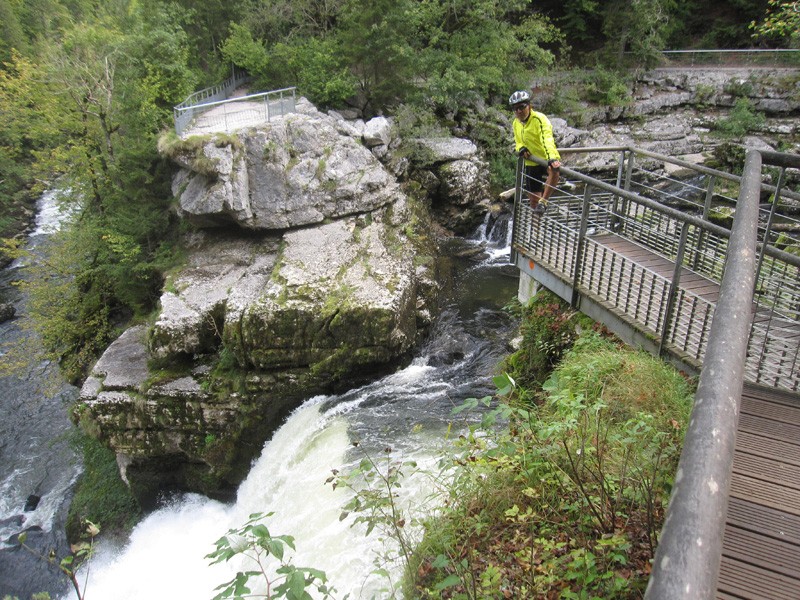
[165,110,401,230]
[402,137,492,234]
[77,102,442,505]
[225,205,418,378]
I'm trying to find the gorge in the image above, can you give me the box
[1,64,798,599]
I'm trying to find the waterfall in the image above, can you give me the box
[82,380,450,599]
[6,211,520,600]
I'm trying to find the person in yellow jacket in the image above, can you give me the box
[509,90,561,214]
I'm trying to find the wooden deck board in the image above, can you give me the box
[727,497,800,546]
[718,556,800,600]
[718,384,800,598]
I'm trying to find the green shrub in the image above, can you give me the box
[715,98,766,138]
[405,332,694,599]
[503,290,594,393]
[66,433,141,542]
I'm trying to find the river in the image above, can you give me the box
[0,190,81,599]
[0,201,518,599]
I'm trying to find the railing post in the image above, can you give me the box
[659,222,690,356]
[510,154,525,265]
[571,184,593,308]
[754,167,785,283]
[646,149,762,600]
[703,175,715,219]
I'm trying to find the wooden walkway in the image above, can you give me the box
[719,384,800,599]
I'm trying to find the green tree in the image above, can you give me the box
[0,0,27,64]
[335,0,417,113]
[168,0,246,77]
[601,0,675,69]
[270,36,356,107]
[220,22,270,79]
[10,8,186,381]
[751,0,800,47]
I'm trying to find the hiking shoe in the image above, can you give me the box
[533,202,547,215]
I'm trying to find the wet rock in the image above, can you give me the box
[0,302,15,323]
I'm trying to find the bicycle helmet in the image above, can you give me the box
[508,90,530,106]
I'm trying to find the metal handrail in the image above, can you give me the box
[513,145,800,596]
[173,87,297,137]
[658,48,800,67]
[645,148,800,599]
[172,67,251,135]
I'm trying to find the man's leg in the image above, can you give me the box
[542,166,560,202]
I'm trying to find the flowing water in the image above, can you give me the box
[0,190,80,599]
[1,199,518,599]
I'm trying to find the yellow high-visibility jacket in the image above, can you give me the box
[513,110,560,166]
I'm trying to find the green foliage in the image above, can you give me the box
[66,433,141,542]
[750,0,800,48]
[503,290,593,392]
[583,69,632,106]
[207,512,341,600]
[19,520,100,600]
[328,444,422,589]
[715,98,766,138]
[220,23,269,76]
[405,334,693,598]
[599,0,673,69]
[269,37,356,108]
[710,141,746,173]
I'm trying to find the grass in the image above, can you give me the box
[65,433,141,543]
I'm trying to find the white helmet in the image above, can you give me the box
[508,90,530,106]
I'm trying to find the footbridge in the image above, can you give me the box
[512,147,800,598]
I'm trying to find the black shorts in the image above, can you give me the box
[522,165,547,194]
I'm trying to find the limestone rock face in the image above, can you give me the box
[171,111,401,230]
[77,100,443,505]
[402,137,492,234]
[226,207,417,378]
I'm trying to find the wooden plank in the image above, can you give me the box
[736,431,800,467]
[738,412,800,445]
[727,497,800,546]
[729,472,800,516]
[741,395,800,427]
[733,452,800,490]
[722,526,800,579]
[743,384,800,408]
[718,556,800,599]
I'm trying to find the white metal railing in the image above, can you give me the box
[173,67,250,135]
[514,145,800,599]
[658,48,800,67]
[173,87,297,137]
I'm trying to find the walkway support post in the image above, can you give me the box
[645,149,763,599]
[658,222,690,356]
[571,184,593,308]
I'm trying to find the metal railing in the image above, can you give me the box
[646,148,800,599]
[659,48,800,67]
[173,87,297,137]
[512,146,800,390]
[512,146,800,598]
[173,67,250,135]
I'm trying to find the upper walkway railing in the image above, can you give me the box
[646,148,800,599]
[172,67,297,136]
[173,67,249,135]
[658,48,800,67]
[512,145,800,598]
